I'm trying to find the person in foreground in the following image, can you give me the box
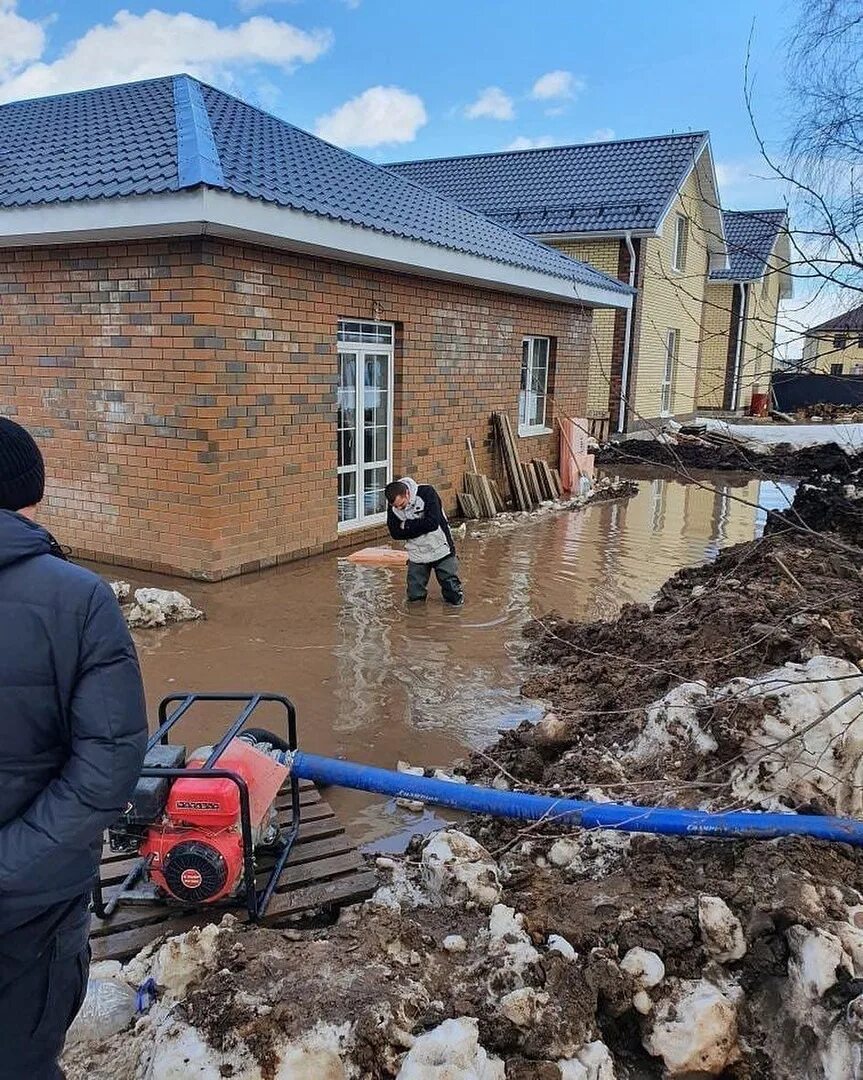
[386,476,464,605]
[0,418,148,1079]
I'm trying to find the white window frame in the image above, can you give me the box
[671,214,688,273]
[660,328,678,416]
[518,336,552,437]
[336,320,395,532]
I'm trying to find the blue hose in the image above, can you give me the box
[290,751,863,847]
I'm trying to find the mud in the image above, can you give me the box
[475,531,863,791]
[64,471,863,1078]
[767,465,863,544]
[597,436,863,481]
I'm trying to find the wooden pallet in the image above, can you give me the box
[90,779,377,961]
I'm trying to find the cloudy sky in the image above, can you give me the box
[1,0,837,347]
[1,0,797,203]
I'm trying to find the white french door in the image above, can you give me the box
[337,320,394,528]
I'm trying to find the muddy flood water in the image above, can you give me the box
[102,471,794,849]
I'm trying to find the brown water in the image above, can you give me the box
[104,472,795,849]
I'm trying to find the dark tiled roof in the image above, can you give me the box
[0,76,631,296]
[710,209,787,281]
[386,133,709,234]
[808,302,863,334]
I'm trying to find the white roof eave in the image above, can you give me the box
[0,189,632,311]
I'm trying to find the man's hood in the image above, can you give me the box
[0,509,52,570]
[399,477,419,501]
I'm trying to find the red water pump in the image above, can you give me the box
[140,738,289,903]
[95,693,301,921]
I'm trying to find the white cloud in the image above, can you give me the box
[531,69,583,101]
[588,127,616,142]
[465,86,514,121]
[504,135,555,151]
[315,85,427,147]
[0,7,332,104]
[0,0,45,81]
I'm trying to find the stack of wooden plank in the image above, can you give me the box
[492,413,563,511]
[530,459,563,500]
[459,472,505,519]
[492,412,534,511]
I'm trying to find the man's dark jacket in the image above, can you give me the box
[0,510,147,918]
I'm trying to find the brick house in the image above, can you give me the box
[0,76,630,580]
[389,135,789,428]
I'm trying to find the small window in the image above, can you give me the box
[519,337,551,435]
[660,329,679,415]
[830,363,844,375]
[833,334,848,351]
[672,215,688,273]
[857,335,863,349]
[337,320,393,345]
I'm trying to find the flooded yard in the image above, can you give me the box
[109,471,794,846]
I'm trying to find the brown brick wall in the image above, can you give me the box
[0,237,592,579]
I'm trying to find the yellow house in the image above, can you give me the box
[389,136,793,430]
[698,210,791,411]
[802,302,863,374]
[389,133,732,430]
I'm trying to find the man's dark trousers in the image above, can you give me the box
[407,555,463,603]
[0,895,90,1079]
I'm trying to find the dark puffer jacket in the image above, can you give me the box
[0,510,147,917]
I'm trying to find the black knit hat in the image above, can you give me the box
[0,418,45,511]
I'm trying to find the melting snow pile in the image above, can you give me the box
[627,654,863,816]
[111,582,204,629]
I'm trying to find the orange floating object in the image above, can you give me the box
[346,546,408,565]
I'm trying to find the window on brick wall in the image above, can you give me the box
[337,320,394,528]
[672,215,688,273]
[519,336,552,436]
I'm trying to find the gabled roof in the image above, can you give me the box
[710,209,789,286]
[0,75,632,307]
[807,301,863,335]
[387,132,712,236]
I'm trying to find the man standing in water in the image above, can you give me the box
[0,418,148,1078]
[386,477,464,605]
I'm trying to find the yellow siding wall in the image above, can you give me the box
[803,333,863,374]
[739,253,781,400]
[697,258,783,411]
[634,168,711,420]
[552,238,620,415]
[698,282,734,409]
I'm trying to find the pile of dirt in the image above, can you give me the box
[596,436,863,481]
[796,403,863,423]
[471,531,863,790]
[767,466,863,544]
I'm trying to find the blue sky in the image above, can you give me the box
[2,0,796,210]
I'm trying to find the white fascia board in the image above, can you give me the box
[655,137,729,268]
[200,191,632,310]
[532,229,656,242]
[0,189,632,311]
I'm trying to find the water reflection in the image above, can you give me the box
[109,472,794,842]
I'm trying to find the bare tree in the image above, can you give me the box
[750,0,863,297]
